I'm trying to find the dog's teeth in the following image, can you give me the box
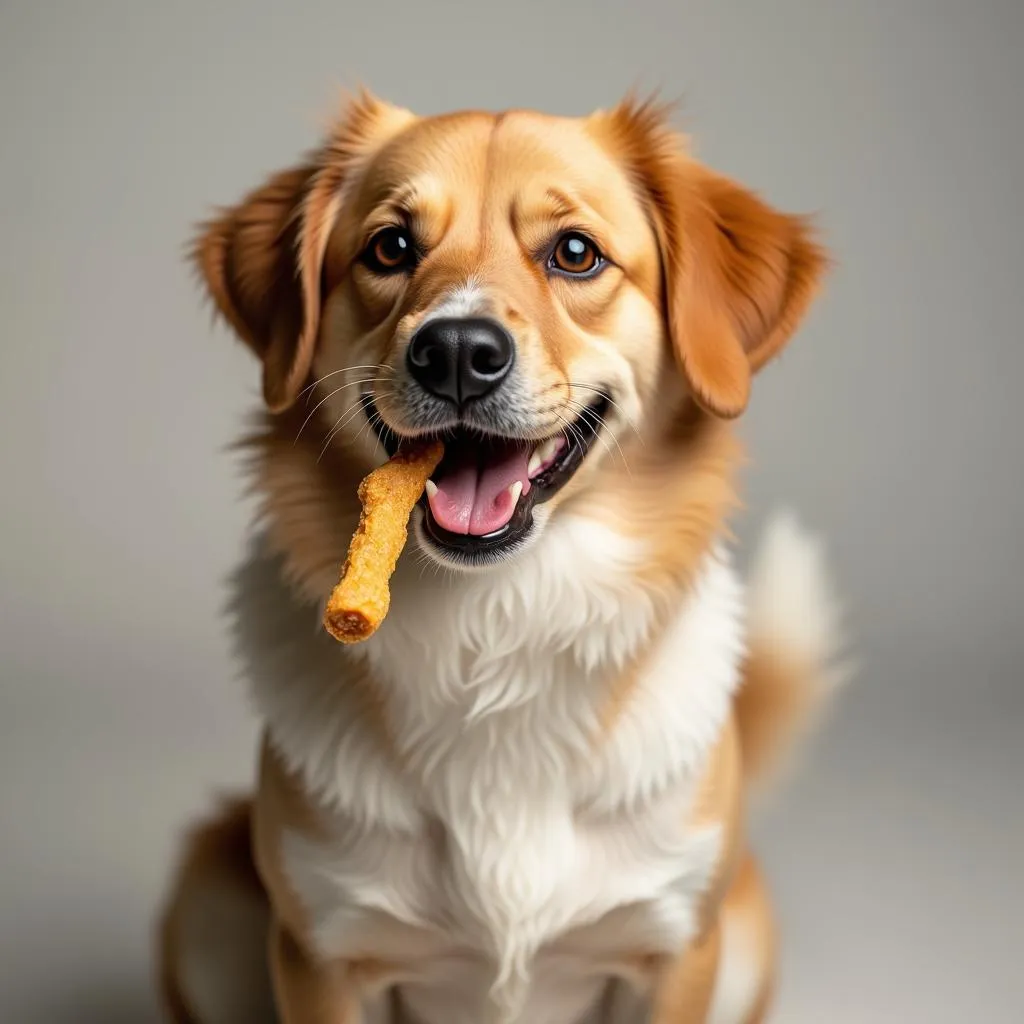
[541,436,562,463]
[528,437,562,479]
[508,480,524,507]
[425,480,438,499]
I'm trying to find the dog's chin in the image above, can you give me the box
[366,392,612,572]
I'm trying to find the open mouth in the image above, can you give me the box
[367,393,612,562]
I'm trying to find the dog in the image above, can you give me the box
[157,90,844,1024]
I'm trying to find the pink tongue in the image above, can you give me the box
[429,444,532,536]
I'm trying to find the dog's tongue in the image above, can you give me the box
[428,440,531,536]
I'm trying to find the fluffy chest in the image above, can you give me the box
[235,516,745,1021]
[282,774,723,1024]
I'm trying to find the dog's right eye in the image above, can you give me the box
[549,232,604,277]
[363,227,418,274]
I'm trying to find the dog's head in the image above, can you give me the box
[196,92,827,569]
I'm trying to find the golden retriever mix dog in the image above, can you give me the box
[157,91,844,1024]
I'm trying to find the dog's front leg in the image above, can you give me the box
[646,852,776,1024]
[647,924,722,1024]
[270,919,366,1024]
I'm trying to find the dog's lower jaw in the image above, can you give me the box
[412,502,552,571]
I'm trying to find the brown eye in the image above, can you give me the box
[550,232,603,276]
[364,227,417,273]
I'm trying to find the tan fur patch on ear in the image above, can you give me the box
[193,165,316,365]
[192,90,416,413]
[694,168,829,376]
[597,96,829,419]
[677,283,752,419]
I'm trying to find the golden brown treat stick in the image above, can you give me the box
[323,440,444,644]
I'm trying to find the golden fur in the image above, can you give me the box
[158,90,832,1023]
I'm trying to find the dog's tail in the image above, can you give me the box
[735,512,849,793]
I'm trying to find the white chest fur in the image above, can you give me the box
[232,514,746,1024]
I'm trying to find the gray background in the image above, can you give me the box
[2,1,1022,1021]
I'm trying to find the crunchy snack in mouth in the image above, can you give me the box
[323,440,444,644]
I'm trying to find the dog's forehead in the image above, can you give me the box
[355,109,643,224]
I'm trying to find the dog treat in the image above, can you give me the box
[323,440,444,644]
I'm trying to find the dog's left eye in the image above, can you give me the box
[549,233,603,276]
[363,227,418,274]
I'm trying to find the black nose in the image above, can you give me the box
[406,317,514,406]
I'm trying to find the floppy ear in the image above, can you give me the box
[604,100,829,418]
[194,163,319,412]
[665,167,829,418]
[193,92,414,412]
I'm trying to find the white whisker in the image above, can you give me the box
[350,410,381,458]
[298,363,393,404]
[555,400,621,474]
[565,397,629,473]
[295,377,395,444]
[565,382,643,443]
[318,394,375,462]
[553,409,588,457]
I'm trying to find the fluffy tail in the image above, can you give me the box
[735,513,849,793]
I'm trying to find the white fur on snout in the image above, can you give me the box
[419,280,490,323]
